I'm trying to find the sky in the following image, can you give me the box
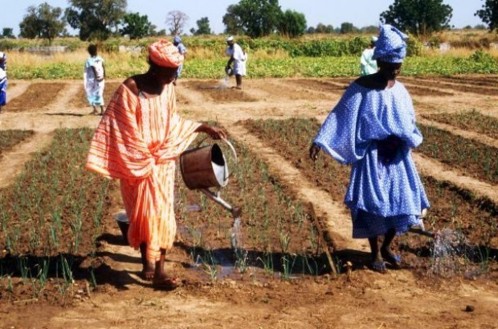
[0,0,486,36]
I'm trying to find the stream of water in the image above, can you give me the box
[230,217,242,249]
[429,228,485,278]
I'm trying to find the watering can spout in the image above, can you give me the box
[231,206,242,218]
[408,227,435,238]
[200,188,242,218]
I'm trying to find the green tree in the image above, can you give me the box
[361,25,379,34]
[222,0,282,38]
[1,28,15,39]
[191,17,212,35]
[314,23,334,34]
[277,9,306,38]
[380,0,452,35]
[222,5,244,35]
[66,0,127,41]
[475,0,498,32]
[340,22,356,34]
[19,3,66,44]
[120,12,151,39]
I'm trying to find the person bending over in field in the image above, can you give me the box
[225,36,247,89]
[86,40,227,289]
[84,44,106,115]
[309,24,429,273]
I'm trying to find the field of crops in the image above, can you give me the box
[3,32,498,80]
[0,72,497,327]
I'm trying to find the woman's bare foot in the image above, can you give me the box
[141,262,155,281]
[152,275,179,290]
[381,248,402,269]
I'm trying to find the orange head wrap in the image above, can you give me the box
[148,39,184,68]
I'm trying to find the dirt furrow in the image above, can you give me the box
[0,131,53,189]
[418,117,498,149]
[45,83,82,115]
[413,152,498,205]
[4,80,30,102]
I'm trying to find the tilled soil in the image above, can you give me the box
[0,77,497,329]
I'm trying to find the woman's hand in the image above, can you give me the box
[377,135,404,163]
[309,143,320,162]
[197,123,227,140]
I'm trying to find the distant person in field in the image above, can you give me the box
[360,36,378,76]
[172,35,187,84]
[84,44,106,115]
[0,51,7,113]
[86,39,227,290]
[225,36,247,89]
[309,24,429,273]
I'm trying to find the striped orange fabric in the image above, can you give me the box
[86,83,200,261]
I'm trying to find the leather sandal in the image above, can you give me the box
[370,260,387,273]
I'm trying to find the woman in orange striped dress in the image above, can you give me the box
[86,40,226,289]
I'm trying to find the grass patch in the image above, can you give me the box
[0,128,116,257]
[0,128,117,304]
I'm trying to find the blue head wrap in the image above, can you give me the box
[373,24,408,63]
[173,36,181,44]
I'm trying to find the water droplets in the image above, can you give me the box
[230,217,242,249]
[429,228,488,278]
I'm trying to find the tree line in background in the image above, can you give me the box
[1,0,498,43]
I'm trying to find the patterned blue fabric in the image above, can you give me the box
[313,82,430,238]
[373,24,408,63]
[0,51,6,106]
[351,209,421,239]
[0,77,6,106]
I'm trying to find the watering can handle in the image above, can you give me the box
[222,137,238,163]
[192,136,237,162]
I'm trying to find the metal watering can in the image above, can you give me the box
[180,138,241,218]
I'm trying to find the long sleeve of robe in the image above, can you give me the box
[86,83,200,260]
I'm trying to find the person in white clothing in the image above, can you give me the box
[360,36,378,76]
[225,36,247,89]
[84,44,106,115]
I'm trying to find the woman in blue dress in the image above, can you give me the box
[309,24,429,273]
[172,35,187,84]
[0,51,7,113]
